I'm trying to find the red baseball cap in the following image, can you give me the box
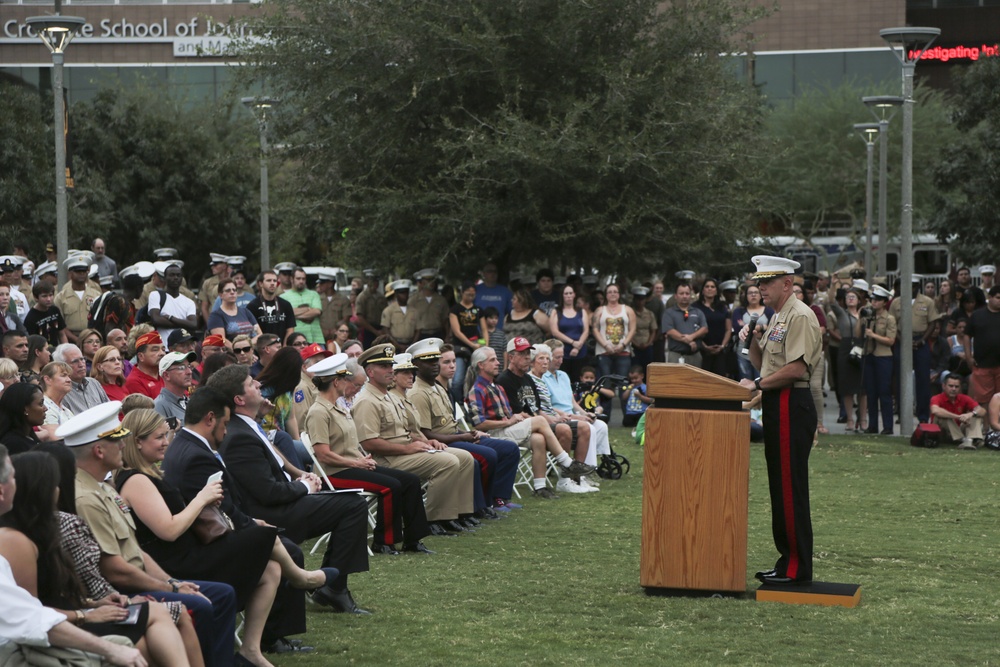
[505,336,534,353]
[300,343,332,361]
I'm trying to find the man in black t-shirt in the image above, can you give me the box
[961,285,1000,406]
[247,270,296,342]
[23,282,66,346]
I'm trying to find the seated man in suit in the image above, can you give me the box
[205,364,372,614]
[161,387,314,654]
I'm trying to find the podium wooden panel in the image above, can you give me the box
[641,363,751,593]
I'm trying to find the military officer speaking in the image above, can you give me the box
[738,255,822,586]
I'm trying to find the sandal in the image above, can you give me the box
[846,421,855,432]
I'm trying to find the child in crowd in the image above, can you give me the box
[620,365,652,428]
[22,282,67,347]
[574,366,615,418]
[482,306,507,365]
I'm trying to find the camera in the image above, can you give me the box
[859,306,874,319]
[849,268,867,280]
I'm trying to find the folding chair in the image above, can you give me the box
[300,432,378,556]
[512,446,533,498]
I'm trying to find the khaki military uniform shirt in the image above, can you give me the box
[888,293,939,337]
[320,293,352,340]
[756,294,822,384]
[292,370,319,428]
[408,292,449,333]
[74,468,144,571]
[864,310,897,356]
[54,282,102,335]
[304,396,363,475]
[632,308,658,348]
[380,302,418,343]
[199,275,220,309]
[356,288,387,331]
[409,376,459,433]
[351,383,412,445]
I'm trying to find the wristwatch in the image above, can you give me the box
[168,578,180,592]
[754,377,763,391]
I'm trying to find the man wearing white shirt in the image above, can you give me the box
[206,365,372,614]
[0,444,146,666]
[148,264,197,347]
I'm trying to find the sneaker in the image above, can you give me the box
[532,487,559,499]
[558,460,597,477]
[973,438,984,449]
[577,477,600,493]
[555,477,589,494]
[504,502,523,510]
[958,438,976,451]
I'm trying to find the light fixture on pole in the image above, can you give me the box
[853,123,879,282]
[880,26,940,437]
[861,95,904,278]
[26,13,86,288]
[242,96,280,272]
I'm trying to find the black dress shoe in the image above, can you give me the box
[760,573,811,586]
[263,638,315,654]
[428,522,458,537]
[864,427,879,434]
[372,543,400,555]
[402,540,436,554]
[754,569,777,582]
[462,515,481,527]
[881,429,893,435]
[311,586,372,614]
[440,519,471,533]
[475,507,501,520]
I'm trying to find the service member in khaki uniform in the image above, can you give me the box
[629,285,658,372]
[317,272,352,344]
[739,255,822,585]
[888,274,940,424]
[351,343,475,535]
[54,256,103,343]
[863,285,897,435]
[198,253,230,325]
[408,269,450,341]
[355,270,387,347]
[379,279,418,350]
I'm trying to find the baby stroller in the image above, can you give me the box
[574,374,631,480]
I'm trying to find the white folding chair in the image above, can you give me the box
[454,401,471,432]
[300,432,378,556]
[512,446,533,499]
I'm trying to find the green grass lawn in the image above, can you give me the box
[278,430,1000,666]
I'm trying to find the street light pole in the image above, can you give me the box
[862,96,903,278]
[242,97,280,273]
[854,123,879,280]
[26,14,85,288]
[880,27,940,437]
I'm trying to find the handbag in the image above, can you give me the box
[191,505,234,544]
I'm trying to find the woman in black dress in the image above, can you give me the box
[0,451,192,666]
[0,382,46,455]
[116,409,335,667]
[692,278,733,378]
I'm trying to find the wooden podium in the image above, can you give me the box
[640,363,752,594]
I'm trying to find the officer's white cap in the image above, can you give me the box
[56,402,129,448]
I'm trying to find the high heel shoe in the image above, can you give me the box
[846,421,855,432]
[293,567,339,591]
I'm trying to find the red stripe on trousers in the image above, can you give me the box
[326,476,395,546]
[779,387,799,580]
[471,452,489,491]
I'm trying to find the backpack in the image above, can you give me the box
[910,423,942,448]
[135,289,166,326]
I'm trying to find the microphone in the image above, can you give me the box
[741,313,761,356]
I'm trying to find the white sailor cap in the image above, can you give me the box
[227,255,246,267]
[133,261,156,280]
[63,256,90,271]
[153,261,173,277]
[0,255,24,268]
[406,338,443,360]
[98,275,114,287]
[310,352,351,378]
[362,268,378,278]
[389,279,413,292]
[631,285,650,297]
[274,262,297,273]
[210,253,228,264]
[153,248,178,259]
[911,273,925,284]
[20,260,34,277]
[675,270,696,281]
[750,255,800,280]
[119,265,137,280]
[979,265,996,275]
[852,279,870,293]
[0,257,17,273]
[871,285,892,299]
[317,270,336,282]
[413,268,438,281]
[720,280,739,291]
[392,352,416,371]
[55,402,129,448]
[35,261,57,277]
[69,250,95,264]
[88,264,99,279]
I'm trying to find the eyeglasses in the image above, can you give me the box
[221,288,237,294]
[291,341,307,348]
[265,341,281,349]
[234,346,252,354]
[168,364,192,373]
[337,329,349,334]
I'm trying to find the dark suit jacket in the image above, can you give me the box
[161,427,255,530]
[219,416,310,511]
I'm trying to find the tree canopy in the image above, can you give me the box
[929,57,1000,263]
[239,0,770,279]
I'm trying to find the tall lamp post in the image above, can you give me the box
[242,97,280,272]
[26,13,86,288]
[880,26,940,437]
[853,123,879,280]
[861,95,904,277]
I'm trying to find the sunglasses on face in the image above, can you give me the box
[234,346,252,354]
